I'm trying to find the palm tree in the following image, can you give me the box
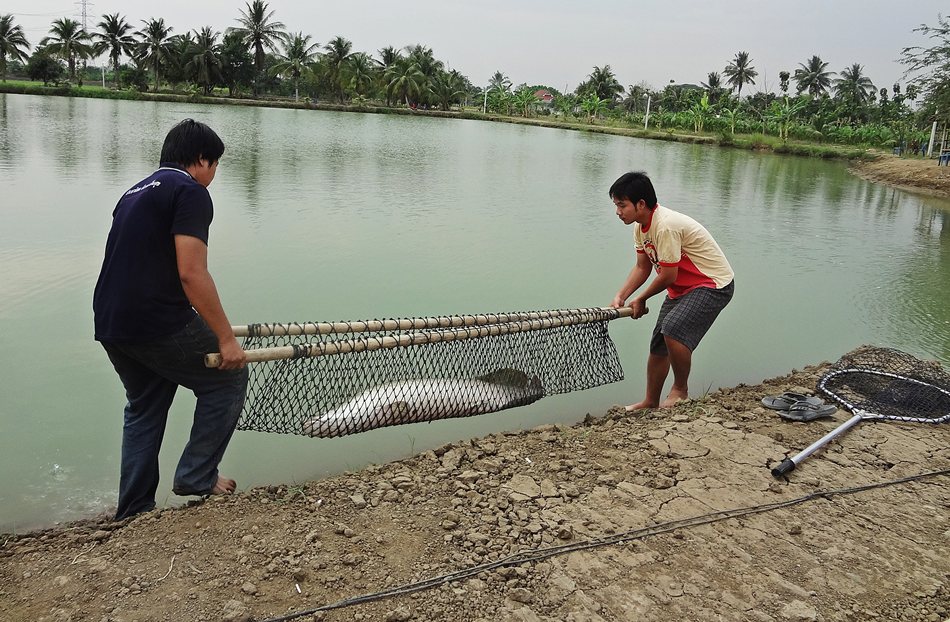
[41,18,92,81]
[622,83,650,113]
[833,63,876,108]
[429,69,465,111]
[164,32,194,86]
[323,36,352,103]
[723,51,757,98]
[377,45,400,69]
[405,44,443,107]
[793,55,832,96]
[488,70,512,94]
[385,57,424,106]
[376,46,401,105]
[92,13,136,89]
[586,65,623,103]
[186,27,222,95]
[135,18,173,91]
[270,32,319,101]
[0,14,31,82]
[701,71,724,104]
[230,0,286,91]
[405,44,442,78]
[347,52,378,100]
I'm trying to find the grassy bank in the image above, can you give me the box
[0,81,874,161]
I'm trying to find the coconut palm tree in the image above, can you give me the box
[488,70,511,94]
[186,27,222,95]
[405,44,442,79]
[375,46,401,105]
[429,69,466,111]
[0,14,31,82]
[270,32,319,101]
[622,83,650,113]
[92,13,136,89]
[833,63,876,108]
[41,18,92,81]
[323,36,352,103]
[164,32,194,86]
[404,44,443,107]
[723,51,757,98]
[377,45,400,69]
[385,56,424,106]
[347,52,378,100]
[135,18,173,91]
[701,71,725,104]
[230,0,286,91]
[793,55,832,96]
[586,65,623,103]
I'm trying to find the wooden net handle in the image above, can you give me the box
[205,305,640,368]
[228,306,636,337]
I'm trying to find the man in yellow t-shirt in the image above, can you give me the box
[609,171,734,410]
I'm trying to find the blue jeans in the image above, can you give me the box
[101,315,248,520]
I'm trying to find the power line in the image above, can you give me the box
[259,468,950,622]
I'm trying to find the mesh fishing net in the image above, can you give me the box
[817,346,950,421]
[235,308,627,437]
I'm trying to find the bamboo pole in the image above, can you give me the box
[229,306,631,338]
[205,306,637,368]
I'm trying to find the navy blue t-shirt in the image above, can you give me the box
[93,165,213,342]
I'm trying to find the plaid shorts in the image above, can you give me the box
[650,281,734,355]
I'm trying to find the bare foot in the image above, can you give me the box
[211,476,236,495]
[660,388,688,408]
[625,400,658,412]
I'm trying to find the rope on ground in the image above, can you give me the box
[258,468,950,622]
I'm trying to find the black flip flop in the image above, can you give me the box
[777,400,837,422]
[761,392,822,410]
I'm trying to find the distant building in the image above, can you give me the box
[534,89,555,108]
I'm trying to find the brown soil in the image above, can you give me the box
[849,153,950,199]
[2,356,949,622]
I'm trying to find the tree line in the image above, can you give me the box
[0,4,948,150]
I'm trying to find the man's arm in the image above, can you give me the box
[174,234,247,369]
[628,264,678,318]
[611,251,653,309]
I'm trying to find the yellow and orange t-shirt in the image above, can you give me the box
[634,205,734,299]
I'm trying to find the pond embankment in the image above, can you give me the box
[2,356,948,622]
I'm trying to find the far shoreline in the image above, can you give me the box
[10,82,948,200]
[1,82,876,161]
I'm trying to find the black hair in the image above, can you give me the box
[159,119,225,168]
[608,171,658,209]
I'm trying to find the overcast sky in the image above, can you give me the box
[9,1,946,95]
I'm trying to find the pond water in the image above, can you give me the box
[1,93,948,532]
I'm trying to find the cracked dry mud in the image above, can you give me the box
[1,359,949,622]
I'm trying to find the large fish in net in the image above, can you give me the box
[205,307,635,437]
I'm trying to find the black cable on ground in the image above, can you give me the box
[258,468,950,622]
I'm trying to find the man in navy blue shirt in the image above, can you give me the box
[94,119,248,521]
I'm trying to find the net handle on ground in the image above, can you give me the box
[205,306,640,368]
